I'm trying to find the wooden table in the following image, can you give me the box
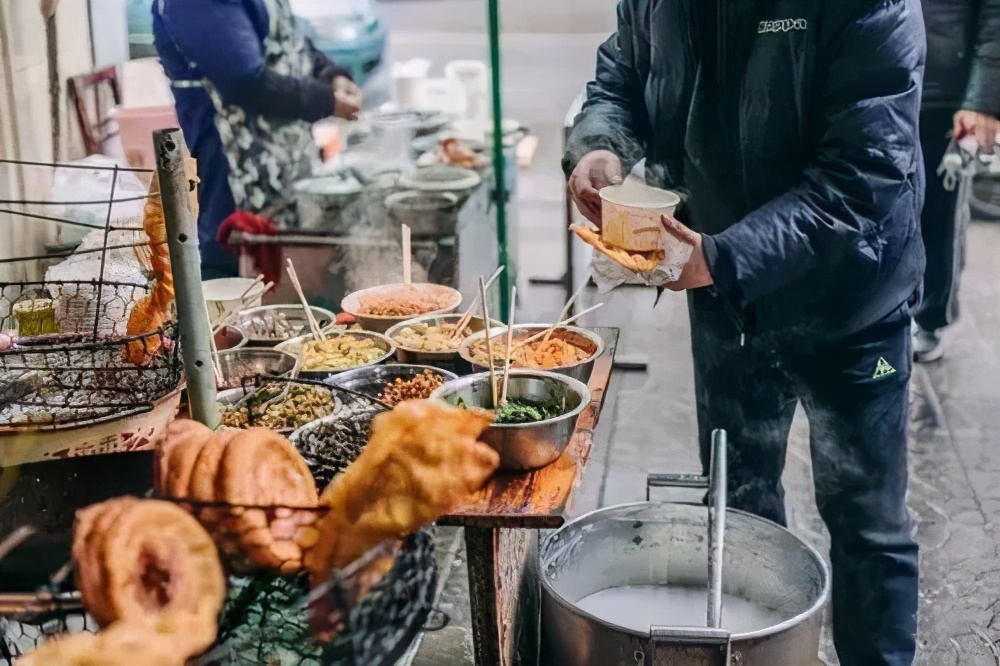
[439,328,619,666]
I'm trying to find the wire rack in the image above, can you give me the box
[0,384,438,665]
[0,159,181,429]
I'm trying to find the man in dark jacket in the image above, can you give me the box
[566,1,925,663]
[914,0,1000,361]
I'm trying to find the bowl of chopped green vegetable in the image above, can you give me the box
[430,370,591,471]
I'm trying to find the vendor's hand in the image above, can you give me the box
[569,150,623,226]
[660,214,713,291]
[333,76,362,121]
[954,110,999,153]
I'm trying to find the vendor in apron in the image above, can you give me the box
[153,0,362,279]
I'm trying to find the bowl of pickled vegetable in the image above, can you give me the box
[458,324,604,384]
[275,330,395,379]
[430,370,591,471]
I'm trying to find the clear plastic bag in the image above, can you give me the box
[46,155,148,245]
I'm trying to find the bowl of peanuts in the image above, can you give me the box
[323,364,458,407]
[341,283,463,334]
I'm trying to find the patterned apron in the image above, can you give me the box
[167,0,319,226]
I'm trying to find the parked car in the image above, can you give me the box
[292,0,387,87]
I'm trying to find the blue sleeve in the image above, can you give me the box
[706,0,926,304]
[159,0,334,121]
[562,0,650,176]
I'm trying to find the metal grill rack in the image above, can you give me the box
[0,159,181,430]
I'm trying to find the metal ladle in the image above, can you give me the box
[645,429,731,665]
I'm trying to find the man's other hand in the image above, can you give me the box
[569,150,623,226]
[660,214,713,291]
[954,110,999,153]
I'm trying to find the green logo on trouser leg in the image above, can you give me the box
[873,357,896,380]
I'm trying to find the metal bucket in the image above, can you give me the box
[541,433,830,665]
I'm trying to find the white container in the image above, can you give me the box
[393,58,431,108]
[445,60,489,128]
[202,278,267,322]
[599,182,681,252]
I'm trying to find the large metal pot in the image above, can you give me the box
[293,174,363,233]
[540,501,830,665]
[385,190,461,239]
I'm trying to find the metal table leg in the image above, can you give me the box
[464,526,540,666]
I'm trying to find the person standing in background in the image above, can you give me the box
[914,0,1000,362]
[152,0,362,279]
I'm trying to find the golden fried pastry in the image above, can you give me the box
[571,225,665,273]
[99,501,224,651]
[154,420,212,495]
[124,294,166,365]
[72,498,225,658]
[162,426,215,500]
[306,400,498,583]
[187,429,236,502]
[216,429,318,508]
[73,497,139,627]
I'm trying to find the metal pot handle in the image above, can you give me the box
[650,626,732,666]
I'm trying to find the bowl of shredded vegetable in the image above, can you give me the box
[431,370,591,471]
[341,283,463,334]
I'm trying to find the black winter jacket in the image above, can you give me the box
[565,0,927,341]
[921,0,1000,114]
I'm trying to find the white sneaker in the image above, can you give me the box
[913,324,944,363]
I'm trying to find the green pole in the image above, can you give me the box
[487,0,510,321]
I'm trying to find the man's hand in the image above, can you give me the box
[954,110,999,152]
[333,76,362,121]
[660,214,713,291]
[568,150,623,226]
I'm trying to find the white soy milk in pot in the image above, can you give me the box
[576,584,788,634]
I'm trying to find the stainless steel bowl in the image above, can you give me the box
[431,370,591,471]
[326,364,458,403]
[275,330,396,380]
[214,325,247,352]
[458,324,605,384]
[233,304,337,346]
[385,314,505,367]
[216,384,340,435]
[215,348,299,390]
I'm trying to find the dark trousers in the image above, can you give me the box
[689,290,919,666]
[917,107,970,332]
